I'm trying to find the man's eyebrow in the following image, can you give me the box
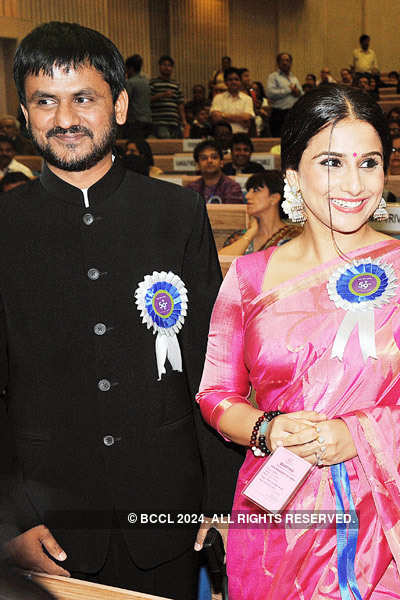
[311,151,383,159]
[28,88,100,101]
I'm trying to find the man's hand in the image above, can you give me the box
[6,525,70,576]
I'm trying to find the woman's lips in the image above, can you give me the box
[330,197,368,213]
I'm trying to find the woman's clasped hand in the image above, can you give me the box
[267,410,357,466]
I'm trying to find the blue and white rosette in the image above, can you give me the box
[327,257,397,362]
[135,271,188,380]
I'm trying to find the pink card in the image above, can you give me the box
[242,446,313,513]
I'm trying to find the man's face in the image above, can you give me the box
[390,138,400,175]
[0,119,17,138]
[278,54,292,74]
[197,147,223,176]
[159,60,173,79]
[225,72,241,95]
[214,125,232,149]
[320,69,330,82]
[358,77,370,92]
[240,70,251,90]
[341,69,352,84]
[361,37,370,51]
[21,64,127,172]
[193,86,204,102]
[231,142,251,168]
[196,109,208,125]
[0,141,15,169]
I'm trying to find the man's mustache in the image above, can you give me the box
[46,126,94,139]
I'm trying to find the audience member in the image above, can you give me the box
[222,133,264,175]
[388,120,400,138]
[219,170,301,255]
[340,68,353,85]
[123,54,152,139]
[189,106,212,139]
[266,52,302,137]
[150,55,189,138]
[0,136,34,180]
[239,68,252,93]
[0,114,35,155]
[387,108,400,122]
[389,135,400,176]
[124,139,163,177]
[186,140,243,203]
[209,56,231,94]
[356,74,370,93]
[304,74,317,88]
[302,83,315,94]
[0,171,31,192]
[388,71,400,93]
[184,84,207,124]
[369,76,379,100]
[317,67,336,86]
[210,67,255,134]
[212,121,233,152]
[353,34,378,74]
[250,81,270,136]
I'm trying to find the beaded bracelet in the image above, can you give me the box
[250,410,284,457]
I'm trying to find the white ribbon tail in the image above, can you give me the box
[331,310,376,362]
[358,310,377,361]
[155,332,183,380]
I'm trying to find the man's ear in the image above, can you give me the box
[285,168,300,190]
[114,89,129,126]
[20,104,29,128]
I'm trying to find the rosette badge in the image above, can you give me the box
[327,258,397,361]
[135,271,188,380]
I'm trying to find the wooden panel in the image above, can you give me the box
[31,572,170,600]
[169,0,229,98]
[153,153,280,173]
[108,0,151,74]
[228,0,277,86]
[16,155,43,171]
[207,203,247,249]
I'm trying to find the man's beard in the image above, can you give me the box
[28,114,117,172]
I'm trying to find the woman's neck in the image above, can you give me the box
[257,211,287,240]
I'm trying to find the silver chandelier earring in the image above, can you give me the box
[282,178,307,223]
[373,196,389,221]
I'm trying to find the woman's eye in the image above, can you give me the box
[360,158,379,168]
[320,158,341,167]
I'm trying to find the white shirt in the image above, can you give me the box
[210,91,255,133]
[0,158,34,180]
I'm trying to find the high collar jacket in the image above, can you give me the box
[0,160,243,571]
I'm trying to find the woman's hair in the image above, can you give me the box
[281,84,392,174]
[126,139,154,166]
[252,81,266,99]
[245,170,285,218]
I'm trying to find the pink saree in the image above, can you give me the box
[197,239,400,599]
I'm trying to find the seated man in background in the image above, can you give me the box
[209,67,254,134]
[0,136,34,180]
[0,114,35,155]
[211,120,233,153]
[340,68,353,85]
[184,84,207,124]
[189,106,212,139]
[222,133,264,175]
[186,140,243,203]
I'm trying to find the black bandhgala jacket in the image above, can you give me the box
[0,160,243,572]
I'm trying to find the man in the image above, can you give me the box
[317,67,336,86]
[266,52,302,137]
[187,140,243,204]
[211,120,232,152]
[184,84,207,125]
[357,74,371,93]
[0,22,242,600]
[123,54,152,140]
[0,114,35,155]
[340,68,353,85]
[210,67,255,134]
[353,34,378,75]
[222,133,264,175]
[0,135,34,179]
[150,55,189,138]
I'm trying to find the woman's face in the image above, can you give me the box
[287,118,384,233]
[245,185,277,216]
[390,137,400,175]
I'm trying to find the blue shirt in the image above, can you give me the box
[266,70,303,110]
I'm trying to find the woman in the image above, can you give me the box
[220,170,301,255]
[197,85,400,598]
[250,81,270,137]
[124,139,163,177]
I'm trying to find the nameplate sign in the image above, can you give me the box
[372,203,400,234]
[155,175,183,186]
[252,153,275,170]
[183,139,202,152]
[173,154,197,172]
